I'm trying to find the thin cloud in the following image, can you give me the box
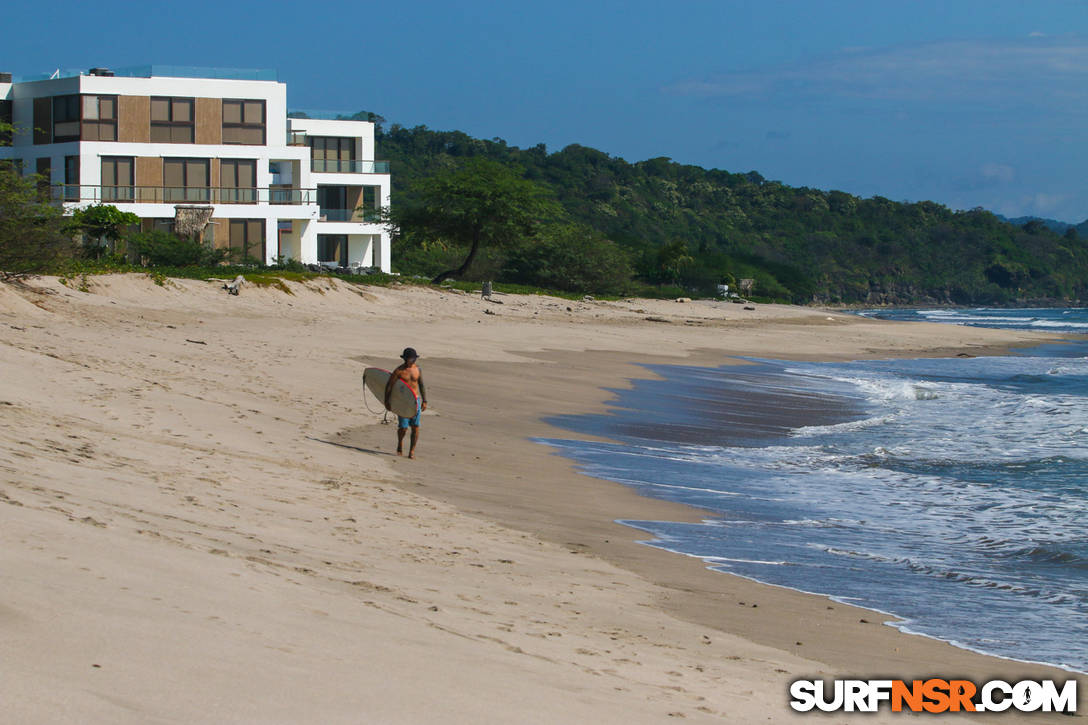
[666,36,1088,106]
[980,163,1015,184]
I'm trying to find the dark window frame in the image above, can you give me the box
[35,157,52,197]
[163,157,211,202]
[309,136,356,172]
[64,155,80,200]
[222,99,266,146]
[228,219,266,263]
[0,99,12,146]
[101,156,134,201]
[51,94,118,143]
[317,234,347,265]
[150,96,195,144]
[52,95,81,142]
[220,158,258,203]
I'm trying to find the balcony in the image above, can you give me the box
[52,185,317,205]
[311,159,390,174]
[319,208,383,222]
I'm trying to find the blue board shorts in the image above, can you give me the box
[398,403,422,429]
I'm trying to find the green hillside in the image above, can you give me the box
[378,122,1088,305]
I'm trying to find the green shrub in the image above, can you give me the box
[129,230,226,267]
[270,255,308,272]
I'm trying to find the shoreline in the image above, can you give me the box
[535,348,1088,677]
[355,346,1088,687]
[2,274,1084,722]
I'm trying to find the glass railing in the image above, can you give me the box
[19,65,277,82]
[286,131,308,146]
[52,185,316,205]
[217,188,259,203]
[311,159,390,174]
[269,187,314,204]
[319,208,383,222]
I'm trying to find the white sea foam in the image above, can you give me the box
[1032,320,1088,328]
[551,340,1088,674]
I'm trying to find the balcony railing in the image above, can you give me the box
[319,208,383,222]
[52,185,317,205]
[311,159,390,174]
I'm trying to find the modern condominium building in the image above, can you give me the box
[0,66,391,271]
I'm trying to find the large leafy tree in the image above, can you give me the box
[390,156,561,284]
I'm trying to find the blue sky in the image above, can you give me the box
[7,0,1087,221]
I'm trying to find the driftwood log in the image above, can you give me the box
[223,275,245,295]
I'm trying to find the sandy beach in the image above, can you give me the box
[1,274,1082,723]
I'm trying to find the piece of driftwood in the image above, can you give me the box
[222,275,245,295]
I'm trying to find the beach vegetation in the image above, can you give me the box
[69,204,139,259]
[128,229,227,268]
[0,158,78,280]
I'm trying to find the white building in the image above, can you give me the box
[0,65,391,271]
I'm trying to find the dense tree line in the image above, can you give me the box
[379,121,1088,304]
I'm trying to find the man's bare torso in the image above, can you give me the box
[393,363,421,395]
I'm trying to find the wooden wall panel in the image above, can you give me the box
[346,186,364,220]
[118,96,150,143]
[134,156,163,191]
[209,159,221,195]
[195,98,222,145]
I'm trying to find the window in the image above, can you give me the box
[163,158,210,201]
[228,219,265,263]
[33,97,51,144]
[83,95,117,141]
[52,95,117,142]
[152,218,175,234]
[101,157,134,201]
[220,159,257,203]
[52,95,80,142]
[36,157,52,197]
[317,234,346,265]
[150,97,195,143]
[65,155,80,200]
[309,136,355,172]
[317,186,348,211]
[0,100,11,146]
[222,99,265,145]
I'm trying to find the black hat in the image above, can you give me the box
[401,347,418,361]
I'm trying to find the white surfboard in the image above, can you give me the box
[363,367,420,419]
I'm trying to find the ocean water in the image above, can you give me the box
[542,309,1088,673]
[856,306,1088,336]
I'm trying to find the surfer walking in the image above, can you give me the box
[385,347,428,459]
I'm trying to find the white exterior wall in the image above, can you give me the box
[288,117,391,272]
[0,72,390,271]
